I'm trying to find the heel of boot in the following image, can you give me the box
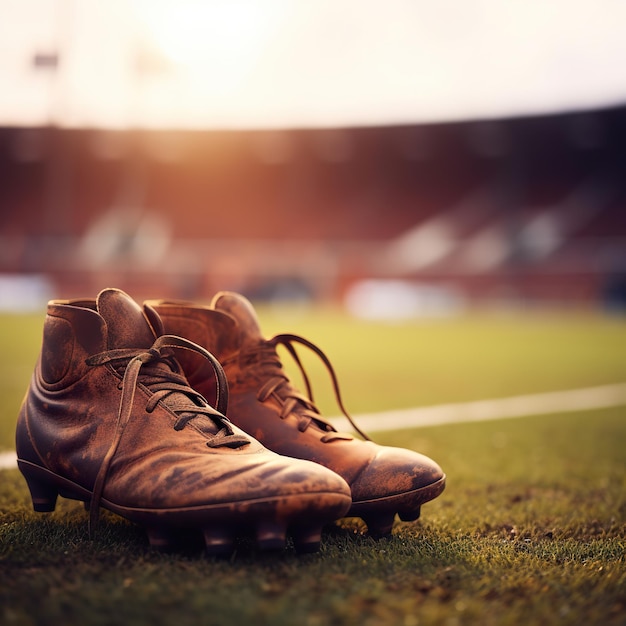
[18,462,59,512]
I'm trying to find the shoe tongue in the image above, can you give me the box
[97,289,237,441]
[96,288,156,349]
[211,292,264,346]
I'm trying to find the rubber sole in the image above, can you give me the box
[18,459,351,554]
[348,474,446,537]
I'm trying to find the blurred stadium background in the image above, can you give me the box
[1,0,626,316]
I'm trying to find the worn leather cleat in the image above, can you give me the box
[16,288,352,553]
[149,292,446,537]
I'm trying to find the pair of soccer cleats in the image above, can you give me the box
[16,288,445,555]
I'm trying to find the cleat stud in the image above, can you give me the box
[23,474,58,513]
[147,527,177,551]
[362,512,396,539]
[292,526,322,554]
[203,527,234,557]
[256,521,287,552]
[398,506,421,522]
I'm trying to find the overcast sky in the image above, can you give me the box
[1,0,625,129]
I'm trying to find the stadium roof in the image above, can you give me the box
[1,0,625,130]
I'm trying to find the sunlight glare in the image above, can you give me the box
[134,0,279,88]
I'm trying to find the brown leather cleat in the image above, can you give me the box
[16,288,352,554]
[149,292,446,537]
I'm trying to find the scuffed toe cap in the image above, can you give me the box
[277,457,353,500]
[349,445,444,502]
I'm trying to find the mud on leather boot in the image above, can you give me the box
[149,292,446,538]
[16,288,352,555]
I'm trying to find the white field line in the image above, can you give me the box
[0,450,17,471]
[1,383,625,471]
[331,382,626,433]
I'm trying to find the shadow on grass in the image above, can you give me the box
[2,500,625,626]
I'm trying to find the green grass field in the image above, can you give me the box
[1,307,625,625]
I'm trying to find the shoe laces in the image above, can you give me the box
[228,333,371,443]
[85,334,248,535]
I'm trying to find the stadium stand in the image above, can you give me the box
[0,106,625,309]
